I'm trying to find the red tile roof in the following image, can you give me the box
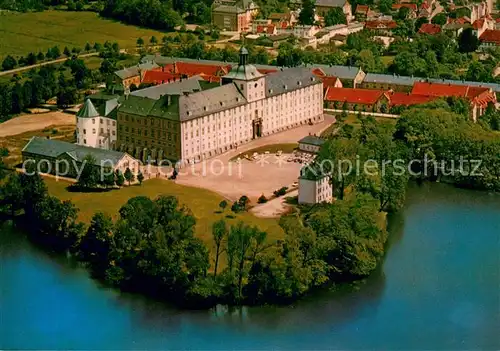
[412,82,469,97]
[324,87,387,105]
[365,20,398,29]
[450,16,470,24]
[257,68,278,74]
[280,21,289,29]
[257,24,276,34]
[173,62,231,77]
[392,3,417,11]
[479,30,500,45]
[312,67,326,77]
[199,73,221,83]
[472,18,485,29]
[419,23,442,34]
[356,4,369,13]
[411,82,496,108]
[142,71,182,84]
[389,92,438,106]
[321,76,342,88]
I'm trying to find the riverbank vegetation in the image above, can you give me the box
[1,106,499,308]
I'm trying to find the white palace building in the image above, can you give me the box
[77,48,325,165]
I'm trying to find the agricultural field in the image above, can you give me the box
[0,10,169,61]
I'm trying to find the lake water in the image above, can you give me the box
[1,183,499,350]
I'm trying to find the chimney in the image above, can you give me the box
[183,91,190,96]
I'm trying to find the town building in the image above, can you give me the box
[22,136,141,178]
[76,93,120,149]
[312,65,365,87]
[114,62,160,89]
[314,0,353,22]
[116,48,324,165]
[298,135,325,153]
[298,166,333,204]
[365,20,398,36]
[211,0,259,32]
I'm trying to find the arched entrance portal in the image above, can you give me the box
[252,119,262,139]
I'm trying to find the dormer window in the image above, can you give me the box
[283,85,287,90]
[203,106,207,111]
[187,111,191,116]
[269,89,273,94]
[297,81,302,86]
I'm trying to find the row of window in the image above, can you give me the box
[91,118,116,126]
[78,128,116,136]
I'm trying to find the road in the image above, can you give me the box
[0,52,100,77]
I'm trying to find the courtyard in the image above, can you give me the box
[172,114,336,205]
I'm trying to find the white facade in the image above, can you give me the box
[76,116,117,150]
[298,174,333,204]
[298,142,321,153]
[179,76,324,163]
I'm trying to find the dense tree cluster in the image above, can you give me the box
[101,0,183,31]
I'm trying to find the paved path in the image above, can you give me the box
[0,52,99,77]
[250,190,298,218]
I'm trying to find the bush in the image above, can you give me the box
[231,201,240,213]
[273,186,288,197]
[257,194,268,203]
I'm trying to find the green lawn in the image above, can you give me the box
[0,10,169,61]
[230,143,298,161]
[44,177,285,251]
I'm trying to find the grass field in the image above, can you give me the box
[0,10,169,61]
[44,177,285,253]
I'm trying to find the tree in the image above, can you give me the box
[136,38,144,47]
[150,36,158,46]
[238,195,250,211]
[219,200,228,212]
[124,167,134,185]
[79,212,114,273]
[26,53,37,65]
[458,28,479,53]
[63,46,71,57]
[324,8,347,26]
[2,55,17,71]
[76,154,100,189]
[85,42,92,52]
[431,13,447,26]
[102,169,115,189]
[396,6,410,20]
[37,51,45,61]
[378,0,393,14]
[298,0,315,25]
[137,171,144,185]
[414,17,428,33]
[257,194,268,203]
[115,170,125,187]
[212,219,228,278]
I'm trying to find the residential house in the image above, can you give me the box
[365,20,398,36]
[298,166,333,204]
[256,24,277,35]
[211,0,259,32]
[472,17,494,38]
[419,23,442,35]
[479,29,500,49]
[355,5,370,21]
[442,22,470,37]
[298,135,325,153]
[392,3,418,18]
[22,136,141,179]
[314,0,353,22]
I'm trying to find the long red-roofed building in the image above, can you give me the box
[412,82,497,120]
[479,29,500,48]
